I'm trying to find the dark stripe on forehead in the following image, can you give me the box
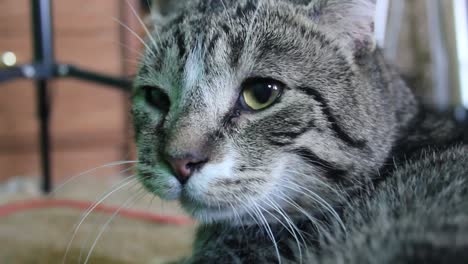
[229,31,246,68]
[217,21,245,68]
[291,147,347,183]
[297,86,367,149]
[220,23,230,35]
[207,33,221,55]
[173,27,187,59]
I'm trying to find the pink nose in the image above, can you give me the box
[166,155,208,184]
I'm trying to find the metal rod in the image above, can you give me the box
[0,66,25,83]
[57,64,132,91]
[32,0,54,193]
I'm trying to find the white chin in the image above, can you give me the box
[190,206,239,223]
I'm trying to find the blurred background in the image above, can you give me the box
[0,0,138,187]
[0,0,467,263]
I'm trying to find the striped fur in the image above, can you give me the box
[132,0,468,263]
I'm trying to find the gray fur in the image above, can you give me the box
[132,0,468,263]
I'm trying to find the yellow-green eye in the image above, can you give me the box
[241,78,284,111]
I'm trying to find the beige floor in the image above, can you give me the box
[0,173,196,264]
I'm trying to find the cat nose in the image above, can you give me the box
[166,154,208,184]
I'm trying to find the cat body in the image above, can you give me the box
[132,0,468,263]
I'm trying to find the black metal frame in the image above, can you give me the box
[0,0,131,193]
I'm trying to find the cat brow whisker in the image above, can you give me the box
[113,17,157,58]
[220,0,235,26]
[246,0,262,43]
[111,39,145,58]
[62,175,139,264]
[122,58,147,65]
[124,0,161,53]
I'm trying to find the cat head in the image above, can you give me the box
[132,0,416,223]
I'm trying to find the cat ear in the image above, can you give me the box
[306,0,376,55]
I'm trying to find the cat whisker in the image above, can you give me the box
[82,188,147,264]
[122,58,147,65]
[276,189,338,245]
[124,0,161,53]
[273,190,330,243]
[220,0,235,26]
[249,198,282,264]
[275,190,322,226]
[280,168,350,201]
[77,182,146,262]
[262,196,306,263]
[51,161,138,195]
[238,195,263,228]
[113,17,157,58]
[62,175,140,264]
[228,200,246,228]
[246,0,262,43]
[279,180,346,233]
[111,39,145,58]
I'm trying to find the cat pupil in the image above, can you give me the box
[252,83,273,104]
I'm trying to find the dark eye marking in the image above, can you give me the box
[143,86,171,112]
[291,147,348,183]
[296,86,367,149]
[239,77,285,111]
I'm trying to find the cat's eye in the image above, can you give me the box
[143,86,170,112]
[240,78,284,111]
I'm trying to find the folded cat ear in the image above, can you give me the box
[306,0,376,56]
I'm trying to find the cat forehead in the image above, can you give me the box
[140,1,325,83]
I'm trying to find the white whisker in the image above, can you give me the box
[62,175,139,264]
[51,161,138,195]
[250,199,282,264]
[125,0,161,52]
[258,199,304,263]
[113,17,157,58]
[111,39,145,58]
[83,189,147,264]
[281,181,346,233]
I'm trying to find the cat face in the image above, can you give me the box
[132,0,414,223]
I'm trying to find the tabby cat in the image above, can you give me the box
[131,0,468,263]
